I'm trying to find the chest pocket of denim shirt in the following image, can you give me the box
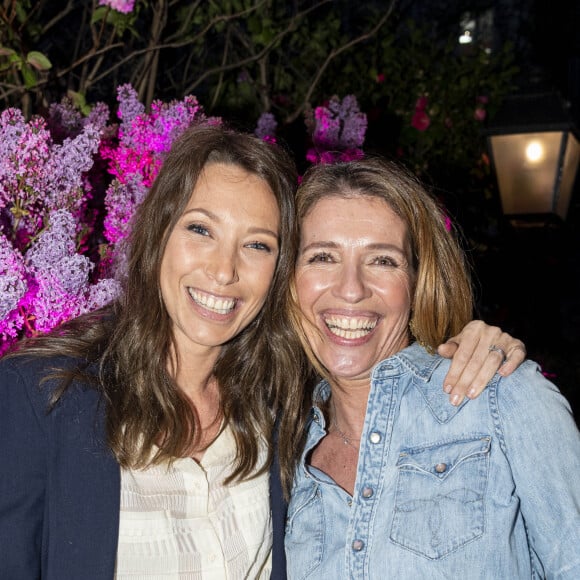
[285,480,324,580]
[390,435,491,560]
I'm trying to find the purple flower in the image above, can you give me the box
[116,84,145,125]
[0,233,28,347]
[306,95,367,165]
[44,123,101,214]
[23,209,119,333]
[0,109,101,239]
[25,210,91,331]
[47,98,84,141]
[255,112,278,140]
[85,278,122,312]
[98,0,135,14]
[103,175,147,245]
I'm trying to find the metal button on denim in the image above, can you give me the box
[362,487,374,498]
[435,462,447,473]
[352,539,364,551]
[370,432,381,444]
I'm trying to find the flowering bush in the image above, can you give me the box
[0,86,215,353]
[98,0,136,14]
[304,95,367,164]
[0,85,373,353]
[101,84,212,246]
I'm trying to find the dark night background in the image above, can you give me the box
[446,0,580,421]
[356,1,580,420]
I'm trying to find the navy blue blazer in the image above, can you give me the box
[0,355,288,579]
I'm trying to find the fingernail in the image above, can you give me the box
[467,387,476,398]
[444,384,452,394]
[451,394,462,406]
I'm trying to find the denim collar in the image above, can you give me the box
[312,343,466,425]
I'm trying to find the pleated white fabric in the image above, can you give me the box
[115,426,272,579]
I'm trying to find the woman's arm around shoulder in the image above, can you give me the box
[0,356,49,579]
[492,361,580,578]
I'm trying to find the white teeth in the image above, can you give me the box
[324,316,377,339]
[189,289,236,314]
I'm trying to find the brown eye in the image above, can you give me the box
[308,252,333,264]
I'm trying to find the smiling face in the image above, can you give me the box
[160,162,280,360]
[295,195,415,388]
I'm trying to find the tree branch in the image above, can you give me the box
[284,0,398,124]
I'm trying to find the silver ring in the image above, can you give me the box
[488,344,507,364]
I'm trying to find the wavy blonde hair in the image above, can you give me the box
[278,157,474,493]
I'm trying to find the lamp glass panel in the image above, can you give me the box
[490,132,563,214]
[555,132,580,219]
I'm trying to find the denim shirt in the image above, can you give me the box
[285,343,580,579]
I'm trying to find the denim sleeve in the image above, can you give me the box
[0,359,47,579]
[490,360,580,578]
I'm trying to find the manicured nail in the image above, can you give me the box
[444,384,452,394]
[451,394,462,406]
[467,387,477,398]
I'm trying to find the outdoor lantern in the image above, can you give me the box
[486,92,580,222]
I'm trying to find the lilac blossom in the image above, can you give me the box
[116,84,145,125]
[25,210,118,333]
[103,176,147,245]
[255,112,278,141]
[102,86,210,246]
[86,278,122,312]
[0,109,101,240]
[0,233,28,349]
[44,123,101,214]
[0,87,220,352]
[98,0,135,14]
[305,95,367,164]
[47,98,84,140]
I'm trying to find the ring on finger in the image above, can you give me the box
[488,344,507,365]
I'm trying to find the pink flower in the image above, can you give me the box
[474,107,487,122]
[376,73,386,84]
[411,110,431,131]
[476,95,489,104]
[98,0,135,14]
[415,96,429,111]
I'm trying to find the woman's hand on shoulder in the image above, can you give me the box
[437,320,526,406]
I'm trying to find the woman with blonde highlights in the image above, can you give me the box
[283,158,580,579]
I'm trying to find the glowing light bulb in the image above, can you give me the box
[525,141,544,163]
[459,30,472,44]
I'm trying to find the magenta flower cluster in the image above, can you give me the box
[0,85,214,352]
[101,84,210,246]
[98,0,135,14]
[0,87,369,353]
[305,95,367,164]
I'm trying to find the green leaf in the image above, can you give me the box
[21,63,37,88]
[91,6,108,25]
[68,90,92,116]
[0,46,16,57]
[26,51,52,71]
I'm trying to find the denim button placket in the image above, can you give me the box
[362,487,374,498]
[352,539,364,551]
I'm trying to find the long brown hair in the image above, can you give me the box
[9,123,306,483]
[278,157,474,493]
